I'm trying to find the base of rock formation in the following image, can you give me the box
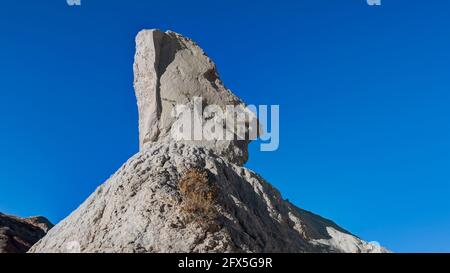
[29,142,387,253]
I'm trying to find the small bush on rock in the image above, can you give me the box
[178,168,218,223]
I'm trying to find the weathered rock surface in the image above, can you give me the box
[134,29,255,166]
[29,30,388,253]
[29,142,386,253]
[0,213,52,253]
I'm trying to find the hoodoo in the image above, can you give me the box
[29,30,387,253]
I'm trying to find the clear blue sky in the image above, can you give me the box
[1,0,449,253]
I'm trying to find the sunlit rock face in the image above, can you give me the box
[133,29,254,166]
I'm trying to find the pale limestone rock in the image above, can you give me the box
[134,29,254,166]
[29,30,388,253]
[29,142,388,253]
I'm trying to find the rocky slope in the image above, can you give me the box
[29,142,385,253]
[0,213,52,253]
[29,29,387,253]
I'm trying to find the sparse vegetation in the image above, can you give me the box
[178,168,218,223]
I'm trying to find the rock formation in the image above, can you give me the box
[0,213,52,253]
[29,30,388,253]
[134,30,256,166]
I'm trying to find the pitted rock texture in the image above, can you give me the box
[0,213,52,253]
[29,142,387,253]
[134,29,255,166]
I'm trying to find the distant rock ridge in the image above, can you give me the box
[28,29,388,253]
[0,212,52,253]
